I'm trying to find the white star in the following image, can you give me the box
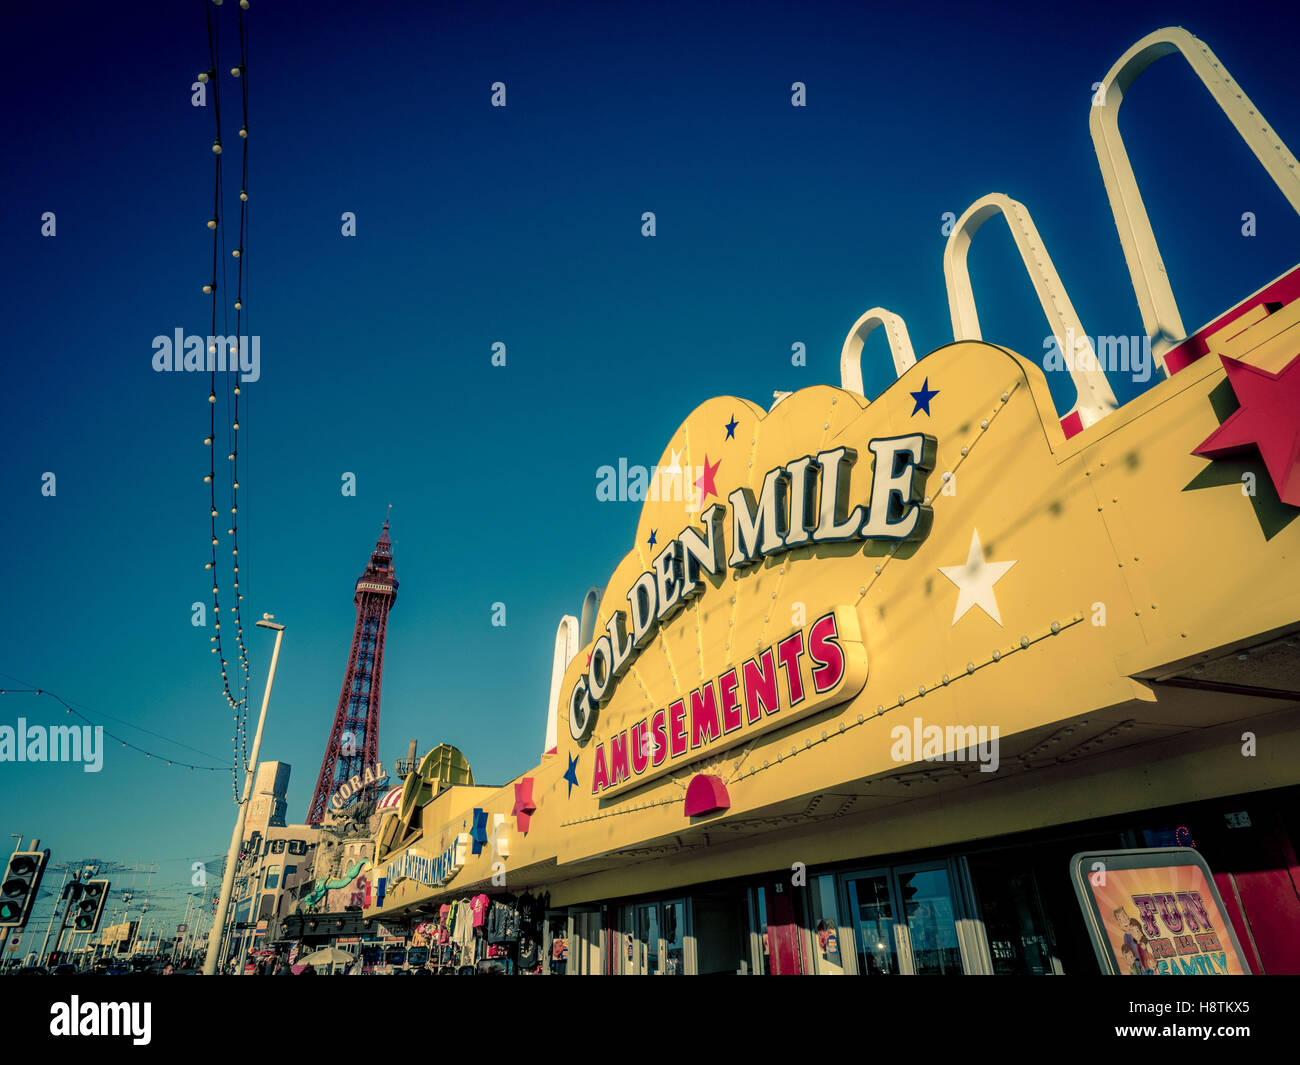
[664,448,683,476]
[939,530,1017,626]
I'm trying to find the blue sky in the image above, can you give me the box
[3,0,1298,939]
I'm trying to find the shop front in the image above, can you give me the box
[365,308,1300,972]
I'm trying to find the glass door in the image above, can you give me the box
[893,864,965,975]
[634,903,660,975]
[661,899,686,975]
[841,870,901,975]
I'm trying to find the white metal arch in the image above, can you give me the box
[943,192,1118,432]
[1091,26,1300,368]
[544,614,579,755]
[839,307,917,397]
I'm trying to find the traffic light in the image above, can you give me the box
[72,879,110,933]
[0,849,49,930]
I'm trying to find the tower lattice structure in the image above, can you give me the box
[306,518,398,825]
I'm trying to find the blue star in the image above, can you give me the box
[563,753,579,797]
[910,378,938,416]
[470,808,489,855]
[647,529,657,548]
[724,414,738,440]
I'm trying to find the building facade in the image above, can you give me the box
[366,25,1300,976]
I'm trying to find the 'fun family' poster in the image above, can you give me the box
[1073,849,1250,975]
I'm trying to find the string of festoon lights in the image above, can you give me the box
[0,685,233,773]
[198,0,254,804]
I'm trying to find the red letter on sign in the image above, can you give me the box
[668,699,688,758]
[808,613,844,693]
[591,744,610,794]
[690,682,721,749]
[742,649,780,723]
[776,631,806,707]
[631,720,650,775]
[718,668,741,733]
[651,709,668,767]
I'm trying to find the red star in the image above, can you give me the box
[512,777,537,833]
[1194,351,1300,507]
[696,453,721,504]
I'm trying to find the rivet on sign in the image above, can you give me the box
[874,565,881,575]
[823,423,829,430]
[877,705,884,715]
[918,685,926,696]
[857,714,865,724]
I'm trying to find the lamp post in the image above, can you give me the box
[204,616,285,975]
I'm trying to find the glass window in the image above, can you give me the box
[264,865,281,891]
[844,872,899,974]
[896,866,963,975]
[808,875,847,974]
[967,855,1063,975]
[692,889,752,974]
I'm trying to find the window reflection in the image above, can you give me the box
[846,874,898,974]
[897,868,962,975]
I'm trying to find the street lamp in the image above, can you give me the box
[203,616,285,976]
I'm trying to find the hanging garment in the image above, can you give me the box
[453,899,474,948]
[471,892,491,928]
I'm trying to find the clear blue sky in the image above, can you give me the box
[3,0,1298,939]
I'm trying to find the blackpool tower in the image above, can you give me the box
[306,516,398,825]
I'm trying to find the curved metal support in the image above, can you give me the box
[544,614,579,754]
[944,192,1118,432]
[1091,26,1300,368]
[578,587,602,646]
[840,307,917,396]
